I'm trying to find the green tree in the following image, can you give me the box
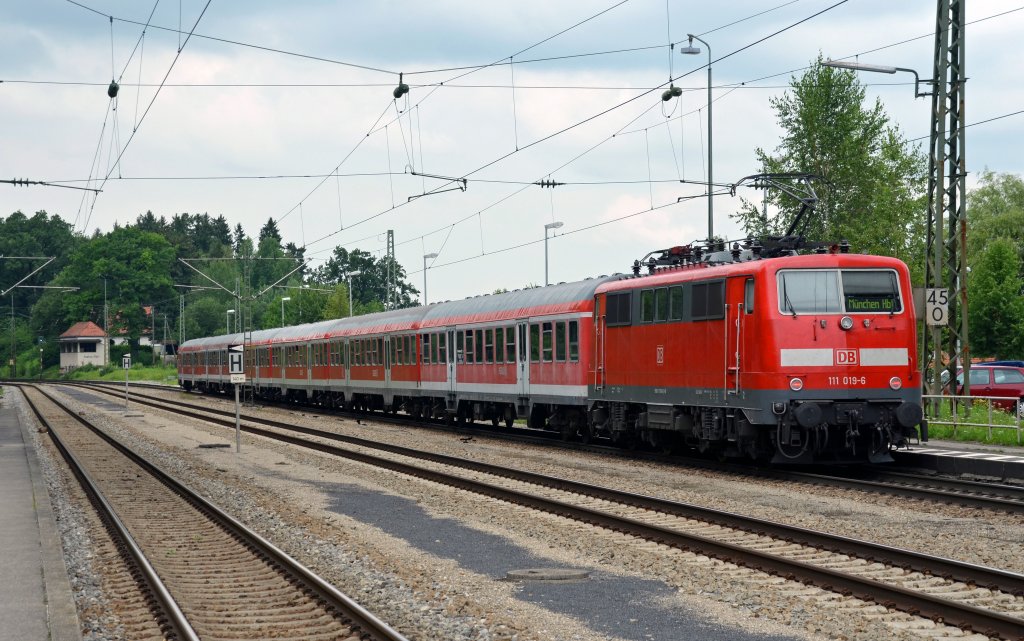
[0,210,78,312]
[313,247,419,310]
[34,227,176,341]
[966,171,1024,267]
[733,56,927,279]
[968,237,1024,359]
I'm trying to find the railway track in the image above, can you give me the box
[55,381,1024,639]
[68,379,1024,514]
[15,383,408,641]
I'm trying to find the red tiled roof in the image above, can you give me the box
[60,321,108,339]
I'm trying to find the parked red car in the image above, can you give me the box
[954,365,1024,415]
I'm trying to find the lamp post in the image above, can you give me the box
[680,34,713,244]
[226,309,235,336]
[544,222,563,286]
[822,59,932,98]
[422,253,438,305]
[346,271,362,317]
[280,297,291,327]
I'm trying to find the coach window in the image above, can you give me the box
[669,286,684,321]
[485,329,495,363]
[530,324,540,362]
[438,333,447,363]
[640,289,655,323]
[744,278,755,314]
[409,335,416,364]
[457,331,466,363]
[506,326,516,363]
[569,320,579,361]
[542,322,554,362]
[555,321,567,361]
[475,329,484,363]
[377,338,385,366]
[494,328,504,363]
[422,334,431,364]
[654,288,668,322]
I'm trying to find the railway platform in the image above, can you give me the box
[895,438,1024,480]
[0,398,81,641]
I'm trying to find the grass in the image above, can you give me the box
[62,364,179,386]
[924,398,1023,446]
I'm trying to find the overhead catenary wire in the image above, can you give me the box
[296,0,854,275]
[80,0,214,234]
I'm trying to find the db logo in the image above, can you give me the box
[834,349,858,365]
[656,345,665,365]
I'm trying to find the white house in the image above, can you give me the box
[59,321,108,372]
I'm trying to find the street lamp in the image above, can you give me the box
[680,34,713,244]
[822,59,933,97]
[280,297,291,327]
[544,222,563,286]
[346,271,362,317]
[226,309,235,336]
[422,253,438,305]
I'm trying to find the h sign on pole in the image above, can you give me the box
[228,344,245,383]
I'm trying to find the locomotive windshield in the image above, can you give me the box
[777,269,902,315]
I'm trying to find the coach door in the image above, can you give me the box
[446,328,457,394]
[725,276,751,397]
[516,321,530,398]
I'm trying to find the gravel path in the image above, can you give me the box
[21,384,1016,641]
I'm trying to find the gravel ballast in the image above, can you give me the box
[20,384,1013,641]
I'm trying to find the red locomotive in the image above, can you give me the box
[178,239,922,464]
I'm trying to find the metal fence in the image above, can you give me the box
[922,394,1023,444]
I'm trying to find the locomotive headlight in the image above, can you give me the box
[839,315,854,330]
[889,376,903,390]
[789,377,804,391]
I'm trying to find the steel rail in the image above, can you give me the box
[59,382,1024,639]
[17,385,201,641]
[63,379,1024,513]
[21,384,409,641]
[67,380,1024,594]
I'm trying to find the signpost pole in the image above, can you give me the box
[234,383,241,453]
[228,343,245,452]
[123,354,131,413]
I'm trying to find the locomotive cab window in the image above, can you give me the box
[744,278,755,314]
[777,269,902,315]
[841,270,902,313]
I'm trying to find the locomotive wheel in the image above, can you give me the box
[505,416,514,429]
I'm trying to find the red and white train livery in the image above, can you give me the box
[179,249,923,464]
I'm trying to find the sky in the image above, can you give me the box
[2,0,1022,304]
